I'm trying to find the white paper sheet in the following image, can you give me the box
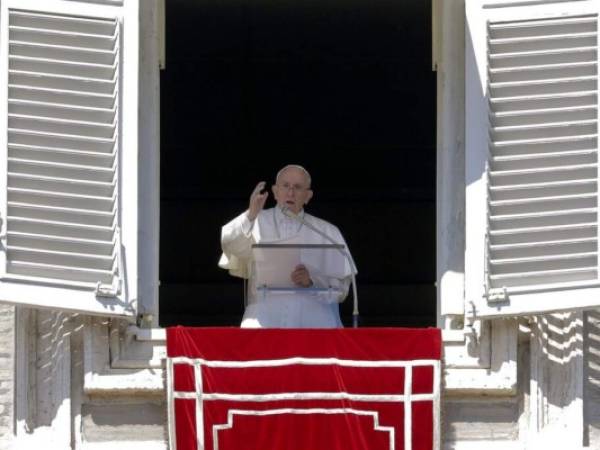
[252,235,347,288]
[252,244,301,288]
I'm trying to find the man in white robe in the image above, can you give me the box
[219,164,357,328]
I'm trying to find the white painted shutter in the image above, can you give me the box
[0,0,138,317]
[466,0,600,317]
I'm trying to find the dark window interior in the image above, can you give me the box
[159,0,436,327]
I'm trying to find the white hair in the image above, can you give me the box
[275,164,312,187]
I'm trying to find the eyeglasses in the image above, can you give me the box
[277,182,309,192]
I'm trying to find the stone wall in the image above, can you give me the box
[0,306,14,450]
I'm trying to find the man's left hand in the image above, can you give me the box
[291,264,312,288]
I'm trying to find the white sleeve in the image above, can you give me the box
[221,211,255,258]
[309,272,352,304]
[218,212,256,277]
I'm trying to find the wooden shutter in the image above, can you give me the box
[0,0,138,317]
[466,0,600,317]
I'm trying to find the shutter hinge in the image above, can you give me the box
[0,216,6,242]
[95,227,123,298]
[484,286,508,304]
[465,300,479,344]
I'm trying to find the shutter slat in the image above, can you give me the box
[490,194,596,216]
[10,70,116,94]
[8,246,113,269]
[10,56,116,80]
[490,76,598,89]
[490,224,596,247]
[8,128,115,144]
[490,211,596,231]
[6,260,113,284]
[9,99,115,123]
[489,267,597,287]
[8,231,113,255]
[490,253,598,280]
[7,217,114,241]
[10,11,117,35]
[8,202,114,227]
[10,132,115,153]
[492,207,597,220]
[491,93,597,113]
[9,116,115,140]
[8,230,112,245]
[490,178,596,190]
[490,46,597,60]
[491,41,597,56]
[491,137,597,159]
[491,90,597,104]
[9,25,117,50]
[491,237,597,259]
[493,105,596,117]
[492,105,597,127]
[489,16,597,32]
[491,251,596,265]
[493,148,596,162]
[491,170,596,187]
[489,31,598,45]
[491,66,597,85]
[491,61,596,74]
[9,40,116,56]
[8,173,115,197]
[490,221,596,235]
[490,192,596,206]
[490,49,597,70]
[490,78,597,98]
[493,119,597,132]
[490,162,596,176]
[9,115,115,140]
[9,113,115,129]
[8,187,114,212]
[8,158,114,183]
[492,152,596,171]
[9,84,115,100]
[9,145,114,168]
[9,41,116,66]
[10,233,114,256]
[492,134,598,147]
[492,121,598,142]
[9,55,115,71]
[9,85,115,108]
[8,200,114,216]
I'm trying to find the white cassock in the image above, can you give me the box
[219,206,357,328]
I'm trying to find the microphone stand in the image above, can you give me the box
[282,207,359,328]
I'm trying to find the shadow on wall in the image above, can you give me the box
[529,312,584,440]
[584,309,600,445]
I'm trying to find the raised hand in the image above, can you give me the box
[291,264,313,288]
[248,181,268,221]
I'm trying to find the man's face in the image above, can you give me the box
[272,168,313,214]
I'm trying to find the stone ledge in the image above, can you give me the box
[84,369,165,396]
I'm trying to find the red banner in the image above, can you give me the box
[167,327,441,450]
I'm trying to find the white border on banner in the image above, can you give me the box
[212,408,395,450]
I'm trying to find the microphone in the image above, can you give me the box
[281,206,359,328]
